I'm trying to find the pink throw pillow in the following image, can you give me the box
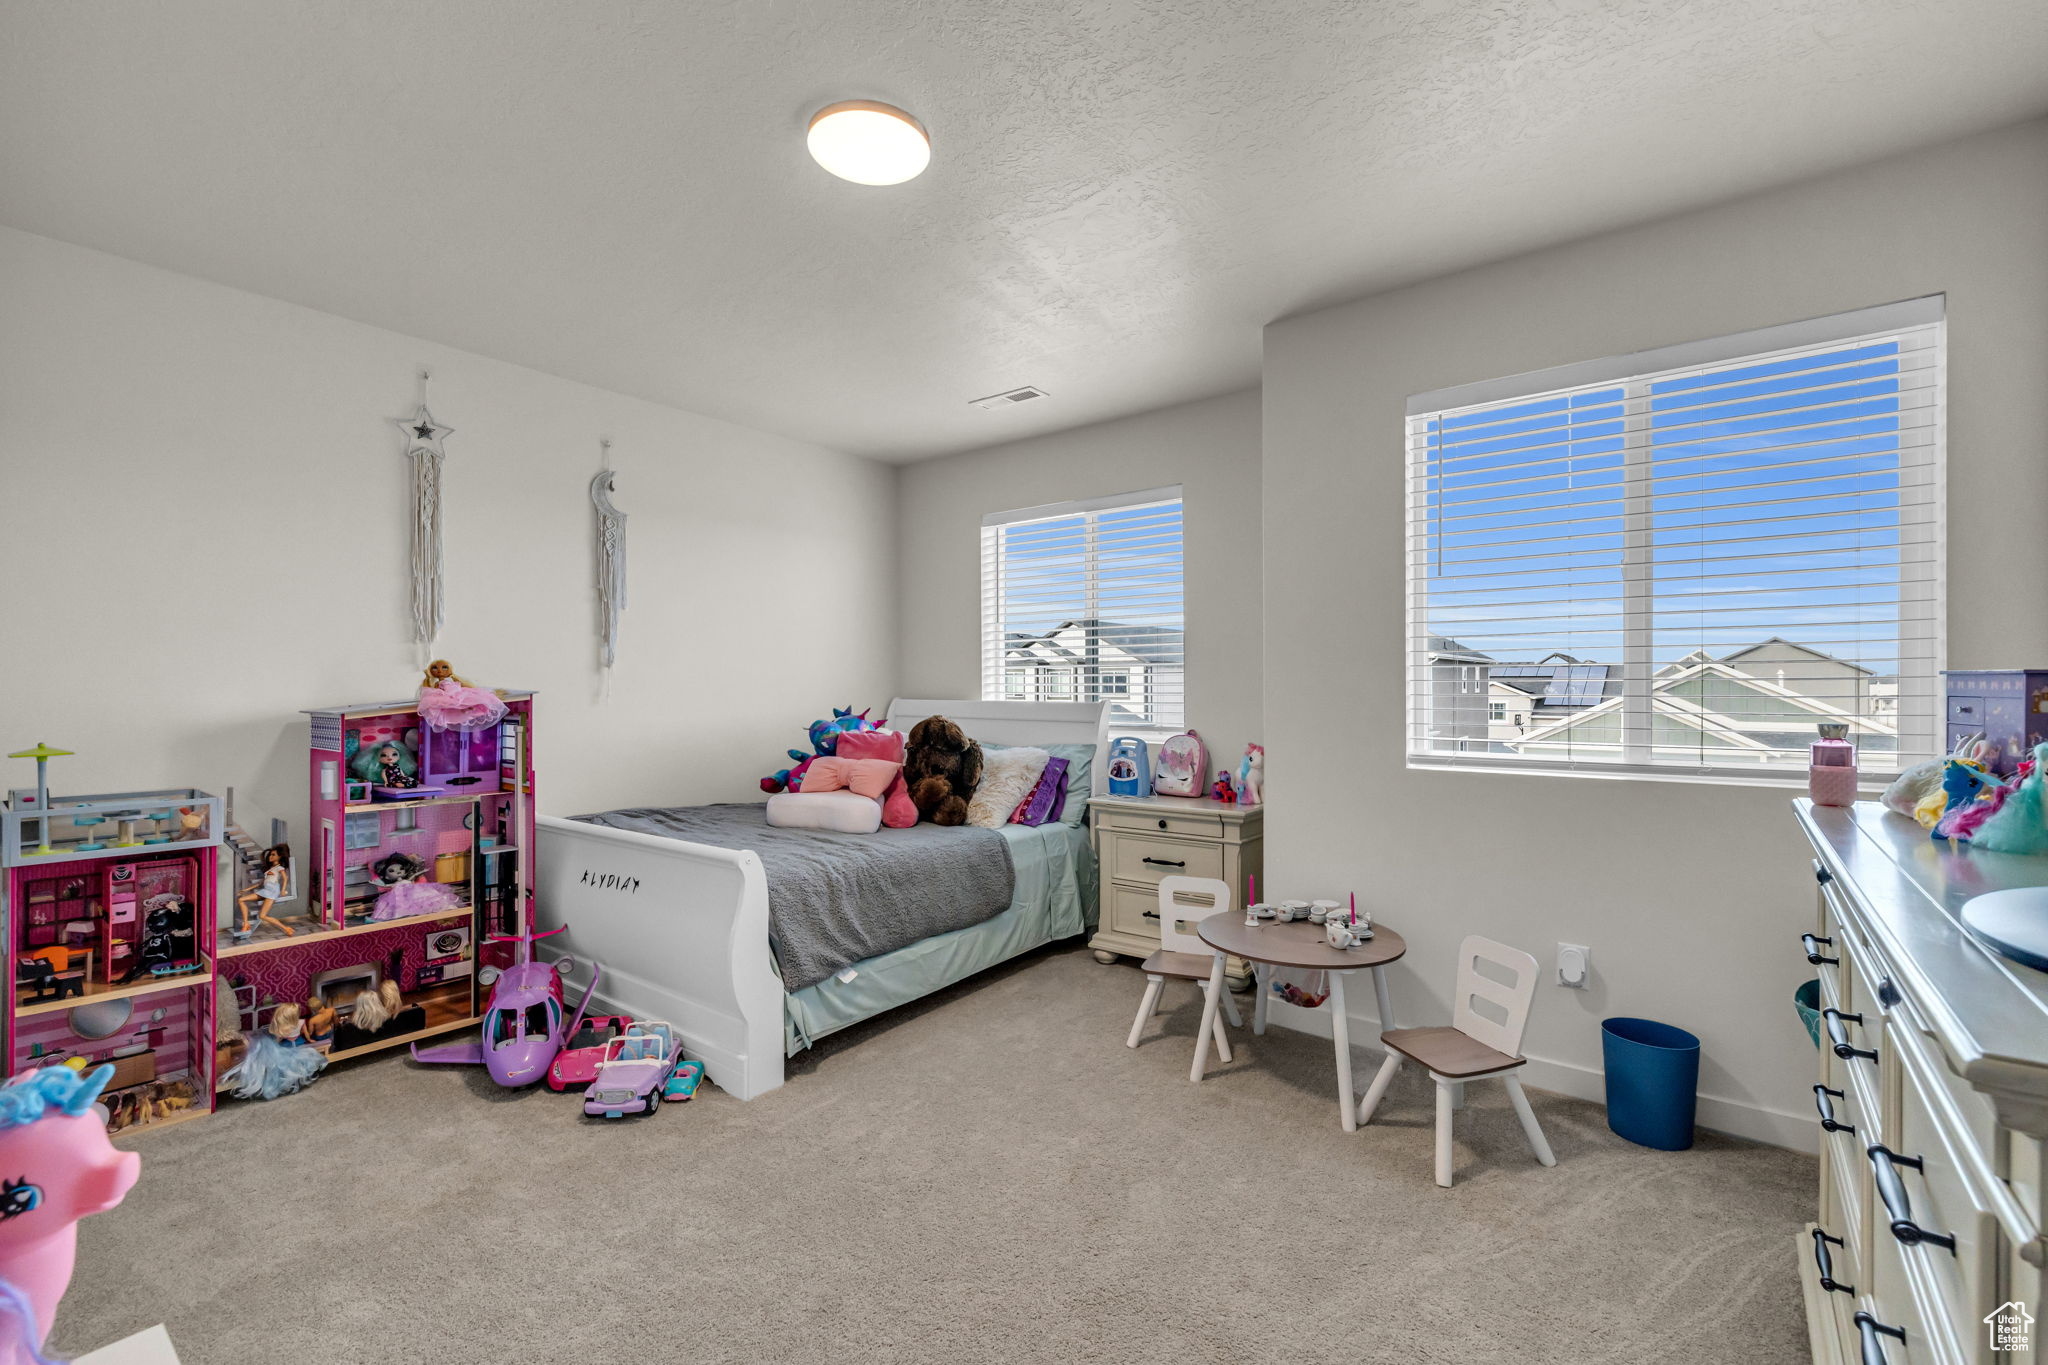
[832,731,917,826]
[802,756,900,801]
[835,729,905,763]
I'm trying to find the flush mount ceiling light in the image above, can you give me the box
[806,100,930,186]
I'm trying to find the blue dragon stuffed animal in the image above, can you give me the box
[760,707,878,793]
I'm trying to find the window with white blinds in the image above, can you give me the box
[981,487,1185,730]
[1406,297,1945,782]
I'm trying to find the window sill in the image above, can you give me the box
[1405,755,1898,794]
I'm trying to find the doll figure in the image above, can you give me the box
[233,844,293,940]
[416,659,509,733]
[226,1012,326,1101]
[118,896,194,984]
[267,1002,302,1043]
[1210,771,1237,804]
[351,740,420,791]
[300,996,335,1050]
[346,979,403,1035]
[369,851,462,922]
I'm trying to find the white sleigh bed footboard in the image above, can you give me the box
[534,814,785,1100]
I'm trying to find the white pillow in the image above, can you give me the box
[965,746,1050,828]
[764,791,882,834]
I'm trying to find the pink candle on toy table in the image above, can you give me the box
[1809,722,1858,807]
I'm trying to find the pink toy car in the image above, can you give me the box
[583,1023,680,1119]
[545,1014,633,1092]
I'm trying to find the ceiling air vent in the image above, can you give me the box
[969,385,1049,410]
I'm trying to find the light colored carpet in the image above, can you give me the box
[56,944,1813,1365]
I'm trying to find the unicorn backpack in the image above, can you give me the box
[1152,730,1208,798]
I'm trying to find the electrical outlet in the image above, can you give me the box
[1557,943,1591,988]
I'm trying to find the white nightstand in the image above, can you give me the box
[1087,792,1263,986]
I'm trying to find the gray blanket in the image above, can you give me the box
[571,803,1016,992]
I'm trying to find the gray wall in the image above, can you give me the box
[1261,117,2048,1147]
[897,389,1264,773]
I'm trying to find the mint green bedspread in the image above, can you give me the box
[783,819,1096,1054]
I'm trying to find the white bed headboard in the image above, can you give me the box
[884,698,1110,792]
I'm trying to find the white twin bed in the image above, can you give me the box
[534,698,1108,1100]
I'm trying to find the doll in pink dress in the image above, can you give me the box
[369,852,463,921]
[416,659,508,733]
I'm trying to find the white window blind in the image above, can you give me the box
[1406,298,1945,782]
[981,486,1185,730]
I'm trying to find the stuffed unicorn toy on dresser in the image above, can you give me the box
[0,1064,140,1365]
[1236,744,1264,806]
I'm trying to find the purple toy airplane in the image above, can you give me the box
[412,926,601,1088]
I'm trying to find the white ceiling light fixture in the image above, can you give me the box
[806,100,930,186]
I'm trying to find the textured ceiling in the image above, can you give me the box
[4,0,2047,461]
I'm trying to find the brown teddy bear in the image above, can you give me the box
[904,715,983,826]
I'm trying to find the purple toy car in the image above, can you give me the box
[582,1022,680,1119]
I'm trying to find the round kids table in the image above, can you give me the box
[1194,914,1407,1131]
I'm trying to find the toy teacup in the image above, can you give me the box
[1310,900,1342,924]
[1247,903,1278,922]
[1277,900,1312,922]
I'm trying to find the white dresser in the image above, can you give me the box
[1796,799,2048,1364]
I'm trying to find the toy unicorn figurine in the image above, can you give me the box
[1236,743,1264,807]
[0,1064,140,1364]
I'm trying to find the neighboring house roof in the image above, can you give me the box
[1425,634,1492,664]
[1513,659,1898,750]
[1720,636,1876,676]
[1004,619,1185,669]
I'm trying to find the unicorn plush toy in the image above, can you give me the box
[0,1064,140,1364]
[1236,743,1265,807]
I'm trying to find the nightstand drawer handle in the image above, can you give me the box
[1866,1145,1957,1252]
[1811,1228,1853,1296]
[1813,1085,1855,1135]
[1854,1312,1906,1365]
[1803,933,1838,966]
[1157,818,1168,829]
[1142,857,1185,868]
[1823,1008,1877,1063]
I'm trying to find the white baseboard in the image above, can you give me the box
[1257,997,1816,1155]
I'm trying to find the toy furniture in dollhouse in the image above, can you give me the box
[1125,876,1241,1061]
[1355,935,1556,1188]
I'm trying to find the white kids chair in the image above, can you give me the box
[1126,876,1242,1063]
[1355,935,1556,1188]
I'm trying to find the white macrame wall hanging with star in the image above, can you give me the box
[394,373,453,655]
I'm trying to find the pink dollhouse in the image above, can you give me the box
[218,691,541,1064]
[4,777,224,1135]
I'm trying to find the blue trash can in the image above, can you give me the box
[1602,1017,1700,1151]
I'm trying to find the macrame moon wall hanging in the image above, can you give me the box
[591,453,628,673]
[395,379,453,655]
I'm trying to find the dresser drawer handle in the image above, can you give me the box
[1810,1228,1854,1296]
[1803,933,1839,966]
[1142,857,1186,868]
[1141,910,1160,920]
[1813,1085,1855,1136]
[1157,818,1168,829]
[1823,1009,1878,1063]
[1854,1312,1906,1364]
[1866,1145,1958,1253]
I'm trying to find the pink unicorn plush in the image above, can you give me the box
[0,1064,139,1365]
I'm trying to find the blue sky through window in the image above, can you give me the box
[1417,340,1910,677]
